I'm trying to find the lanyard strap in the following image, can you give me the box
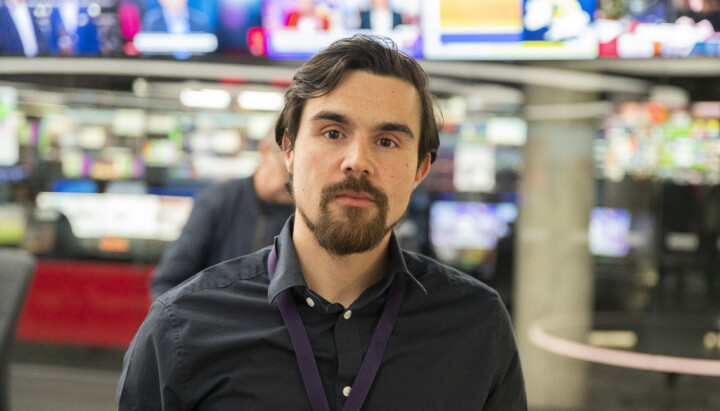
[268,244,407,411]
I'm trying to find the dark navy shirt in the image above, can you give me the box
[118,217,526,410]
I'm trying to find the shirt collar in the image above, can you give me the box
[267,216,427,304]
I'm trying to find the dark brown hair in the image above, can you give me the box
[274,34,440,166]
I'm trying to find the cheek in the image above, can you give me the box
[292,153,322,196]
[384,168,417,207]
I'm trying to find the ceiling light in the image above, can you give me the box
[237,91,284,111]
[179,88,231,109]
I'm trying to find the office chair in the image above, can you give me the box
[0,248,36,411]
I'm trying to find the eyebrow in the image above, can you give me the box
[378,122,415,139]
[308,111,351,125]
[309,110,415,139]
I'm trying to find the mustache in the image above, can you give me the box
[322,176,388,207]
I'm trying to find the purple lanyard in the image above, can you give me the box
[267,244,407,411]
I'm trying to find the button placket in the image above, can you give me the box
[334,306,363,410]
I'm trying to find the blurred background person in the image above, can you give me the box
[150,133,294,299]
[673,0,720,30]
[359,0,402,33]
[141,0,213,59]
[283,0,333,31]
[0,0,47,56]
[49,0,100,56]
[141,0,212,33]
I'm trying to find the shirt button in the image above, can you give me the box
[306,297,315,308]
[343,310,352,320]
[342,386,352,397]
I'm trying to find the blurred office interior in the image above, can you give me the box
[1,0,720,409]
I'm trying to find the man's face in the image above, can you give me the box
[283,70,430,255]
[260,141,294,205]
[158,0,188,15]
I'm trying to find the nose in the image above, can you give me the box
[341,138,374,176]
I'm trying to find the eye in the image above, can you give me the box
[378,137,397,148]
[323,129,342,139]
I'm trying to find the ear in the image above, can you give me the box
[281,129,294,174]
[413,153,431,188]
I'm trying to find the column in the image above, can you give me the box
[513,85,598,409]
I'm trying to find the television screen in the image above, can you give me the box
[0,87,19,166]
[216,0,264,56]
[261,0,422,59]
[35,191,193,241]
[0,0,123,57]
[119,0,221,57]
[589,207,631,257]
[453,143,496,193]
[429,200,517,267]
[421,0,598,59]
[0,0,264,58]
[596,0,720,57]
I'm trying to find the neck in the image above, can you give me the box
[292,215,391,308]
[253,168,270,202]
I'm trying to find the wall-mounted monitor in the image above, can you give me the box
[429,200,517,268]
[421,0,599,60]
[6,0,718,61]
[119,0,221,57]
[0,0,264,58]
[589,207,631,257]
[261,0,422,59]
[0,0,122,57]
[596,0,720,57]
[35,191,193,241]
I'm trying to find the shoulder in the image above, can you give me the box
[403,250,503,308]
[142,8,164,26]
[193,178,249,206]
[157,246,270,306]
[199,177,249,198]
[188,7,211,29]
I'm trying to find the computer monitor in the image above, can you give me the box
[589,207,632,257]
[429,200,517,269]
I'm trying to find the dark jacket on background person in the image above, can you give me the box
[150,176,293,299]
[0,3,48,56]
[141,6,212,33]
[48,5,99,55]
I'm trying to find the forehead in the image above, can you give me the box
[300,70,422,134]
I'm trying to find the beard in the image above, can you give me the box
[289,174,394,256]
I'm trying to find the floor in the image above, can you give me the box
[10,344,124,411]
[8,344,720,410]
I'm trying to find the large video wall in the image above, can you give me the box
[2,0,719,60]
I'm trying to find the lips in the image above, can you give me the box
[337,191,374,201]
[320,176,388,211]
[334,191,375,207]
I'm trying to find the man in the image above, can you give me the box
[118,34,526,409]
[359,0,403,33]
[0,0,46,56]
[48,0,100,56]
[150,134,293,299]
[141,0,212,33]
[140,0,213,59]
